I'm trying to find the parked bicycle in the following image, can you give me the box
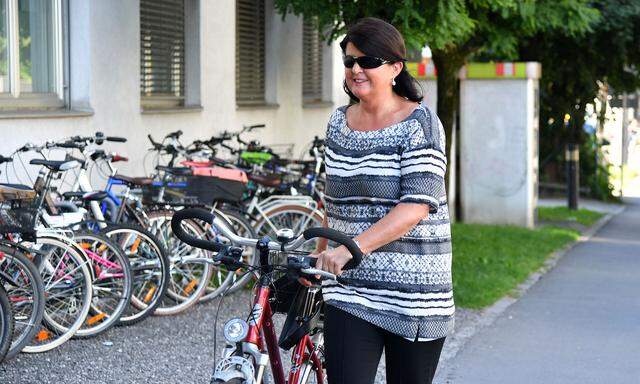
[171,207,363,384]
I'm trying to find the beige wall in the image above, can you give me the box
[0,0,348,183]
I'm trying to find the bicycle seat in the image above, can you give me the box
[0,183,36,202]
[62,191,108,201]
[29,159,80,172]
[156,165,192,176]
[112,174,154,186]
[248,173,281,188]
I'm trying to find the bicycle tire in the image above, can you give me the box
[253,204,324,252]
[22,235,93,353]
[145,210,213,316]
[0,244,45,359]
[73,232,133,338]
[0,284,14,363]
[101,224,170,326]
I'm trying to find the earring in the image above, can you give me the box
[391,78,396,86]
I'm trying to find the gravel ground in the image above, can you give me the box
[0,290,478,384]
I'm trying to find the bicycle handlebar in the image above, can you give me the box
[107,136,127,143]
[170,208,363,268]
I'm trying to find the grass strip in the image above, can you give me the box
[537,206,604,226]
[452,223,579,309]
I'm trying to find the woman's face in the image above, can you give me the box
[344,42,401,101]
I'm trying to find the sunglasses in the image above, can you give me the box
[343,55,393,69]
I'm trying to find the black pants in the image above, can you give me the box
[324,305,445,384]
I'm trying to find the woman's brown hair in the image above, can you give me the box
[339,17,423,103]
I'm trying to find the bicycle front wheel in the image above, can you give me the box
[22,235,93,353]
[102,224,170,326]
[146,210,213,316]
[73,232,133,338]
[0,284,14,363]
[0,244,45,359]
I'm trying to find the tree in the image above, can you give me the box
[274,1,598,197]
[517,0,640,201]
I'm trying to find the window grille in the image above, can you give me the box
[140,0,185,108]
[302,17,323,103]
[236,0,265,106]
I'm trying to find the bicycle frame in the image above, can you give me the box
[216,239,324,384]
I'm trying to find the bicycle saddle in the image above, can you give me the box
[248,173,281,188]
[29,159,80,172]
[62,191,108,201]
[111,174,154,186]
[0,183,36,202]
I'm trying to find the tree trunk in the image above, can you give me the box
[432,48,467,221]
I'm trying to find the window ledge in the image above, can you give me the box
[236,103,280,111]
[0,108,94,120]
[302,101,333,109]
[141,105,203,114]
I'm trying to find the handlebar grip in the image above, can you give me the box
[0,155,13,164]
[302,227,364,270]
[58,142,80,149]
[170,208,222,252]
[167,130,183,139]
[107,136,127,143]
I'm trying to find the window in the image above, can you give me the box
[236,0,265,106]
[140,0,186,109]
[0,0,65,110]
[302,17,323,104]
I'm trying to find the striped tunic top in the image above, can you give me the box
[322,102,455,341]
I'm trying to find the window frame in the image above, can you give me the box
[0,0,66,111]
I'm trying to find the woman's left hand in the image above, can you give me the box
[316,245,353,276]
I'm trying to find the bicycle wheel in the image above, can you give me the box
[199,208,257,300]
[254,204,323,252]
[73,232,133,337]
[146,210,213,315]
[102,224,170,326]
[0,244,45,359]
[22,235,93,353]
[0,284,14,363]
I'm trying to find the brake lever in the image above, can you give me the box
[213,246,245,271]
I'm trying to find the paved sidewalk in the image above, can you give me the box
[435,198,640,384]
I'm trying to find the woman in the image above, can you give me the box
[310,17,454,384]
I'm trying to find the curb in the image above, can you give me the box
[437,204,627,365]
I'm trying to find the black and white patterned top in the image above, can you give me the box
[322,102,455,341]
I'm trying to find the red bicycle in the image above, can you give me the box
[171,208,363,384]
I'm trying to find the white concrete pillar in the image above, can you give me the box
[459,62,541,228]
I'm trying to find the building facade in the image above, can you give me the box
[0,0,348,178]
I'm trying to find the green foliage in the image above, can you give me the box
[275,1,598,55]
[452,223,579,308]
[580,134,617,201]
[517,0,640,201]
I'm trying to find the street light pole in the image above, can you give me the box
[565,113,579,210]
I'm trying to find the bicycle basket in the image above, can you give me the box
[141,181,190,205]
[184,175,247,205]
[0,202,37,236]
[269,274,302,314]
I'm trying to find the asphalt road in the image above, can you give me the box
[435,198,640,384]
[1,283,479,384]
